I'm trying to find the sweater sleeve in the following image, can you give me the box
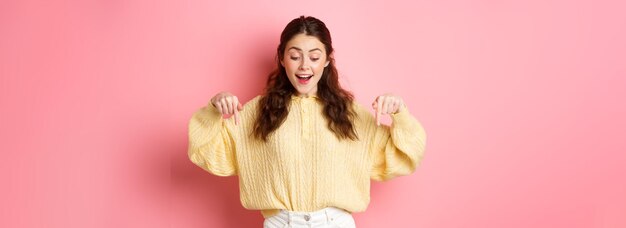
[367,104,427,181]
[187,102,239,177]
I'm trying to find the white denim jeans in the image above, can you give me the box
[263,207,356,228]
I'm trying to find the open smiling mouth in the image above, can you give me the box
[296,75,313,80]
[296,74,313,84]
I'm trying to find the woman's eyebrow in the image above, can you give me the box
[287,47,323,52]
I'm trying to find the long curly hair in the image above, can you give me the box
[253,16,358,142]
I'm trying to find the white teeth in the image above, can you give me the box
[296,75,312,79]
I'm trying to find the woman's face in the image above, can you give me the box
[281,33,330,97]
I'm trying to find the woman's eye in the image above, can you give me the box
[311,58,320,61]
[290,56,300,60]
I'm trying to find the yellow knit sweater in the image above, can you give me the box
[188,94,426,218]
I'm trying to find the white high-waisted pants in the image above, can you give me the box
[263,207,356,228]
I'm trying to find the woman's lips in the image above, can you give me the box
[296,74,313,84]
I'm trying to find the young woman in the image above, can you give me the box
[188,16,427,228]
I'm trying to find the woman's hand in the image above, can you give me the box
[372,93,405,126]
[210,92,243,125]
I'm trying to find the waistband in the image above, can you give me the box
[265,207,351,226]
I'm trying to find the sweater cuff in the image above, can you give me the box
[199,103,224,127]
[390,104,414,126]
[206,102,220,114]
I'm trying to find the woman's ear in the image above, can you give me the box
[325,52,334,67]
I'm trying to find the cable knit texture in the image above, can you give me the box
[188,94,427,218]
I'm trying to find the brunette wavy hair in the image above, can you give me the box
[253,16,358,142]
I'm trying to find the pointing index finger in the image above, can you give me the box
[233,97,240,125]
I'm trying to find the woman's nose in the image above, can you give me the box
[299,59,311,70]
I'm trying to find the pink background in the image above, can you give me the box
[1,0,625,227]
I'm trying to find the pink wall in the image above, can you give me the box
[1,0,625,227]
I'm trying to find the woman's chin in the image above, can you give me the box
[295,87,315,96]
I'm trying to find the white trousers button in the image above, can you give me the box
[304,214,310,221]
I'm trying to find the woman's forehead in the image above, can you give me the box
[285,34,325,53]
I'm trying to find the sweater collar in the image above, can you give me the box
[291,94,320,100]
